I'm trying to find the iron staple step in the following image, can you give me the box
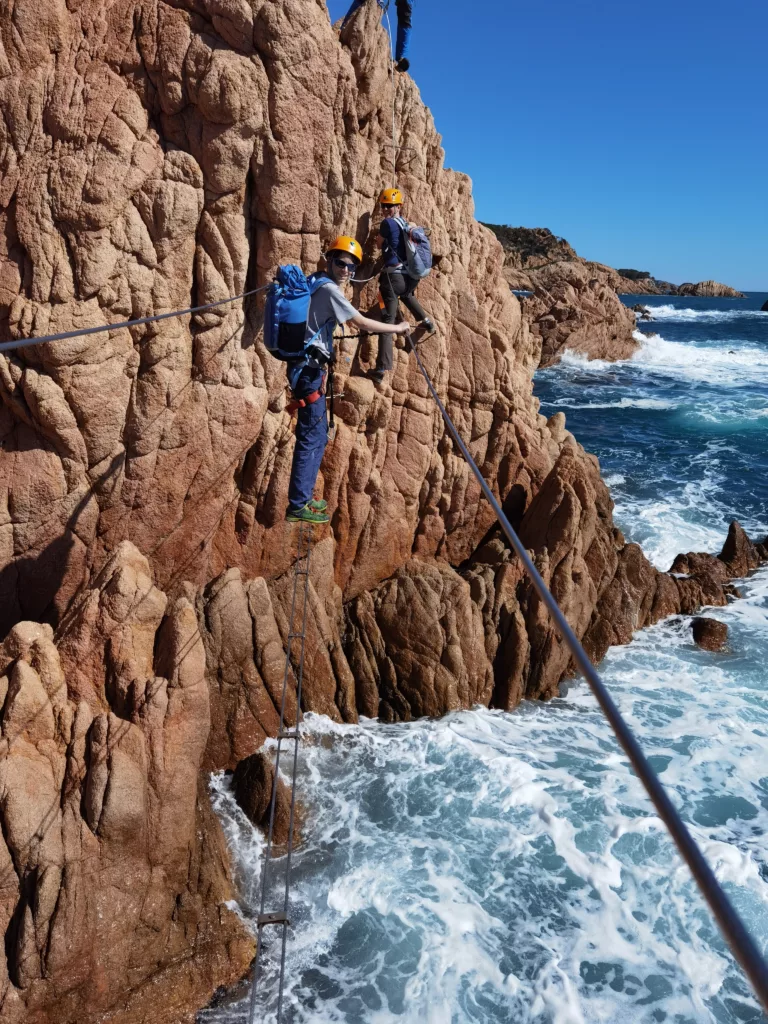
[258,911,289,927]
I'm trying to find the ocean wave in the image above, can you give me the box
[206,577,768,1024]
[637,304,768,323]
[556,397,677,411]
[629,331,768,385]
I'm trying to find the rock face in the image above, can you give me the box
[232,750,291,844]
[692,617,728,651]
[484,226,640,366]
[617,275,678,295]
[677,280,746,298]
[0,3,766,1022]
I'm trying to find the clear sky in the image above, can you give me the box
[326,0,767,290]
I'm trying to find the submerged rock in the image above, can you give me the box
[692,617,729,651]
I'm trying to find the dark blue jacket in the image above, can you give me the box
[380,216,407,268]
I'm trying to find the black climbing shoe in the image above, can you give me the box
[395,58,410,72]
[418,318,435,335]
[367,369,385,385]
[285,504,330,525]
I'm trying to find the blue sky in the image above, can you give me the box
[327,0,767,290]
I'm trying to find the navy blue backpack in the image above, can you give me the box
[263,265,334,362]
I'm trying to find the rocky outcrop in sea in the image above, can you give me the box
[677,280,746,298]
[486,226,747,352]
[0,3,765,1022]
[483,226,640,366]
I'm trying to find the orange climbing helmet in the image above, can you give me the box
[326,235,363,264]
[379,187,404,206]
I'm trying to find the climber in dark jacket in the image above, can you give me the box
[370,186,434,385]
[342,0,414,71]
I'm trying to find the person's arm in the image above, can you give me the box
[377,219,393,252]
[350,313,411,335]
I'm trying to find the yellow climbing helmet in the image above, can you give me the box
[379,187,404,206]
[326,235,362,264]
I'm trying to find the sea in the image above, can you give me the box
[200,292,768,1024]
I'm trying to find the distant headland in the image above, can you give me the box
[483,225,746,298]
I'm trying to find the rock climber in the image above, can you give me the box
[342,0,414,72]
[286,236,411,525]
[369,187,434,386]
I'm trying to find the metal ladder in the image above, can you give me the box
[248,522,313,1023]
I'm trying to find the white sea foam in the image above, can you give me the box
[629,331,768,386]
[556,396,677,411]
[556,332,768,388]
[203,564,768,1024]
[640,304,768,323]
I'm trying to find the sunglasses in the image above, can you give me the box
[381,203,397,209]
[332,257,356,270]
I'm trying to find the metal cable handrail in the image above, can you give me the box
[0,285,270,353]
[405,334,768,1013]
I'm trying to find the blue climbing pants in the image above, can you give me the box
[342,0,413,61]
[287,363,328,513]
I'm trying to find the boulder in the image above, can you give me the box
[232,751,292,845]
[692,617,728,651]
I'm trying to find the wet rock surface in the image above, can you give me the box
[692,617,729,651]
[0,2,766,1021]
[232,750,291,845]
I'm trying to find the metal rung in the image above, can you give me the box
[287,632,305,640]
[277,730,299,741]
[258,911,289,927]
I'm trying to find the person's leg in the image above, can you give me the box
[400,277,429,323]
[341,0,366,31]
[395,0,413,62]
[375,272,402,374]
[287,366,328,514]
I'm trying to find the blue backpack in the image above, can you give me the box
[263,265,335,362]
[394,216,432,280]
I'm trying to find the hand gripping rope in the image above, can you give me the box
[404,334,768,1014]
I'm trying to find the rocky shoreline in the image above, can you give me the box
[484,224,747,366]
[0,3,765,1022]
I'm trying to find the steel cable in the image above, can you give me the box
[0,285,270,353]
[405,334,768,1014]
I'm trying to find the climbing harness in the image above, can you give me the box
[404,336,768,1014]
[285,376,326,416]
[248,523,314,1024]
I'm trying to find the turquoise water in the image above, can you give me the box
[202,294,768,1024]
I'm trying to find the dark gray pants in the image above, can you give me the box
[377,271,427,372]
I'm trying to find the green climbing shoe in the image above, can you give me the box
[285,504,330,525]
[309,498,328,513]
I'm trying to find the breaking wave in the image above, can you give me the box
[644,304,768,323]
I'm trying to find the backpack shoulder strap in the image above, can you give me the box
[307,272,331,295]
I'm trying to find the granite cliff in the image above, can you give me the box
[0,2,765,1021]
[484,225,640,366]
